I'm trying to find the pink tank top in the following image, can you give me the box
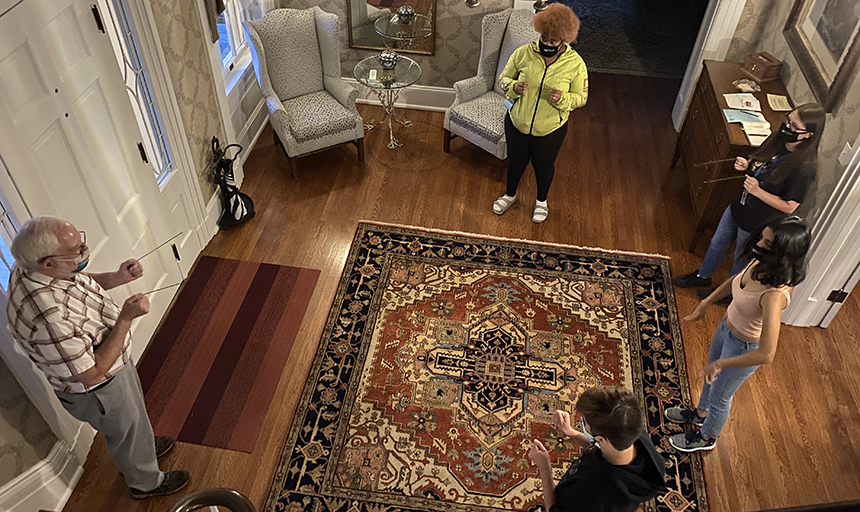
[726,265,791,341]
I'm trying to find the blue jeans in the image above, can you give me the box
[697,318,760,439]
[698,207,753,279]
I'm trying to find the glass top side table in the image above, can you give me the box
[354,55,422,149]
[374,13,432,41]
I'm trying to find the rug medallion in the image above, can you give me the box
[267,223,707,512]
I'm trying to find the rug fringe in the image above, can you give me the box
[356,221,672,261]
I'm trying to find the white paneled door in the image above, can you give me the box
[0,0,200,360]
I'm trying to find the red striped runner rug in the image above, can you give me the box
[138,256,319,453]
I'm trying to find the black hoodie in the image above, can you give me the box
[550,432,667,512]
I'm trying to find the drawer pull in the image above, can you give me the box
[692,109,699,120]
[696,186,702,197]
[716,133,723,144]
[683,134,690,145]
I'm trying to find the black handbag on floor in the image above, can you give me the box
[212,136,255,230]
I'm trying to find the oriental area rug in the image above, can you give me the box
[266,223,708,512]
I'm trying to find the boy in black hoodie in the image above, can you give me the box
[528,385,667,512]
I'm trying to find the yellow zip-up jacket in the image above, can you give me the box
[498,42,588,137]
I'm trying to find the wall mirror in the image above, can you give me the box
[346,0,436,55]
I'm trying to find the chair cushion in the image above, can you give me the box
[283,91,357,143]
[493,10,538,95]
[449,91,507,144]
[249,9,324,101]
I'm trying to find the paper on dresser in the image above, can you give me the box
[724,93,761,111]
[767,94,792,111]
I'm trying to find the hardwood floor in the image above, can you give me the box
[62,73,860,512]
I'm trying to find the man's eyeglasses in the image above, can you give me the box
[39,231,87,262]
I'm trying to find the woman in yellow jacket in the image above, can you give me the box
[493,4,588,223]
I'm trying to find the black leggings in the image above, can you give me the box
[505,113,569,202]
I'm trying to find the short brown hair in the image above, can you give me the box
[575,386,643,450]
[533,4,580,43]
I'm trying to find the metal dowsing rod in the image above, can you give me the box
[136,232,183,261]
[142,282,183,296]
[692,157,738,167]
[703,175,748,184]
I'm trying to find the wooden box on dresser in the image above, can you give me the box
[671,60,792,252]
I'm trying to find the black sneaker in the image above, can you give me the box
[670,430,716,452]
[665,406,705,426]
[674,271,712,288]
[155,436,174,458]
[130,470,190,499]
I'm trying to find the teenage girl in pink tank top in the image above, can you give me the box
[665,216,811,452]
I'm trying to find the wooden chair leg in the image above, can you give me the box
[356,138,365,161]
[443,128,451,153]
[287,155,299,181]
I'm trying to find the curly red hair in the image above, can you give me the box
[533,3,580,43]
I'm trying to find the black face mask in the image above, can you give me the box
[539,40,562,57]
[751,245,771,259]
[778,119,807,143]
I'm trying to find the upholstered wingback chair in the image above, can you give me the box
[245,7,364,180]
[443,9,537,160]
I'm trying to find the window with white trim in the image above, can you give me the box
[0,202,18,291]
[105,0,175,186]
[218,0,267,73]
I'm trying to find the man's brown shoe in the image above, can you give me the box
[130,470,190,499]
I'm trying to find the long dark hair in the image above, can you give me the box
[749,103,826,183]
[743,216,811,287]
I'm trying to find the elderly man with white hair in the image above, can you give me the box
[5,216,189,499]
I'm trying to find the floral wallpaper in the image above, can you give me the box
[0,357,55,486]
[277,0,512,87]
[149,0,225,200]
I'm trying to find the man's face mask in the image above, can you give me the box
[53,247,90,274]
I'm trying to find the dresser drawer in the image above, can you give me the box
[680,93,717,166]
[690,173,716,218]
[683,94,721,218]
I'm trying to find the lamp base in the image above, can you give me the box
[533,0,548,12]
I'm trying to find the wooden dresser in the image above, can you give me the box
[672,60,792,252]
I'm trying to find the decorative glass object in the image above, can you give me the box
[396,5,416,24]
[376,49,400,70]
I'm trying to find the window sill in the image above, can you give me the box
[223,50,253,96]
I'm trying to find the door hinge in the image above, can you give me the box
[91,5,106,33]
[137,142,148,163]
[827,289,849,303]
[171,243,180,261]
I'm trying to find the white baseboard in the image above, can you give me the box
[238,99,268,165]
[512,0,533,11]
[234,98,269,190]
[344,78,455,112]
[0,425,92,512]
[205,190,222,242]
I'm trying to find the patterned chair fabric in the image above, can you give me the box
[444,9,537,160]
[245,7,364,176]
[285,91,359,143]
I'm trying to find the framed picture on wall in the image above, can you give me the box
[784,0,860,112]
